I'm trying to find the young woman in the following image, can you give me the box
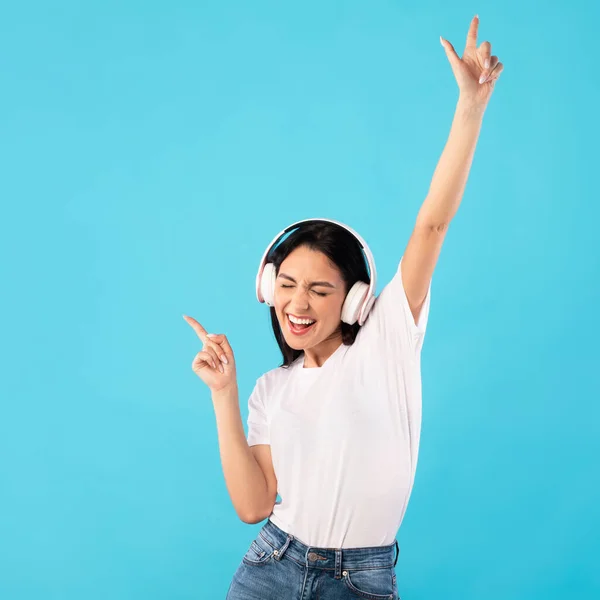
[184,15,502,600]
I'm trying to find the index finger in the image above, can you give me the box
[465,14,479,51]
[183,315,209,343]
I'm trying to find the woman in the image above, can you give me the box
[185,15,503,600]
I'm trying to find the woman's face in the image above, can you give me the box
[274,246,347,351]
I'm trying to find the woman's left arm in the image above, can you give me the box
[401,15,504,325]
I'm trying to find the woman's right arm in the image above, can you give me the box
[184,315,276,523]
[212,383,277,523]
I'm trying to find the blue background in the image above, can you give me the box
[1,1,598,598]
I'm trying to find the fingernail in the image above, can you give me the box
[479,74,487,84]
[219,364,224,373]
[207,334,217,338]
[221,355,228,364]
[484,59,490,69]
[439,36,444,46]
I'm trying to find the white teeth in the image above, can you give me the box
[288,315,315,325]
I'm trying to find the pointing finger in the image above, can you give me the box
[183,315,209,344]
[465,14,479,51]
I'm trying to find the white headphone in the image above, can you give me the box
[255,218,377,326]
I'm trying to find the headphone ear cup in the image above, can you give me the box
[260,263,277,307]
[341,281,369,325]
[359,294,376,326]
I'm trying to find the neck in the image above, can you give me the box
[302,334,343,368]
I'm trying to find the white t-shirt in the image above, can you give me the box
[246,257,432,548]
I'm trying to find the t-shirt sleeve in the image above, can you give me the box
[246,376,270,446]
[364,256,432,356]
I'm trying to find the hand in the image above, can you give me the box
[440,15,504,108]
[183,315,237,393]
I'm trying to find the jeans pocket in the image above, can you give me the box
[342,567,396,600]
[241,534,276,567]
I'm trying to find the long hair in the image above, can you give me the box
[266,220,371,368]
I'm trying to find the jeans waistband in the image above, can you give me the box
[260,519,399,577]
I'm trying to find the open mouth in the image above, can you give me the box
[286,314,317,335]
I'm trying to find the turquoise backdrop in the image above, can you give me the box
[1,1,598,598]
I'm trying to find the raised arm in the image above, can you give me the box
[401,15,504,325]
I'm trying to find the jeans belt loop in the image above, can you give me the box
[275,534,293,561]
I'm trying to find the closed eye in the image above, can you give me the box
[279,284,327,297]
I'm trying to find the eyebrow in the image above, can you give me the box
[278,273,337,289]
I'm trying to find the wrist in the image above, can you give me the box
[211,382,239,401]
[456,95,487,120]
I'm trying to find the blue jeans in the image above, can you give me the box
[226,519,400,600]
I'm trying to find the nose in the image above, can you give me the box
[290,286,310,310]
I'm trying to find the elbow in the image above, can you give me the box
[237,498,275,524]
[238,509,269,524]
[240,514,264,525]
[415,217,450,234]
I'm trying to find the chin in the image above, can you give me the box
[281,329,311,349]
[284,339,307,351]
